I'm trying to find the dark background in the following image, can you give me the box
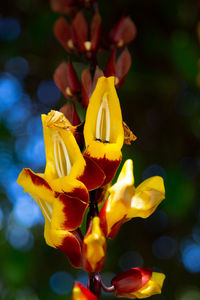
[0,0,200,299]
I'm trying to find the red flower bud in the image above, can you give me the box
[54,61,80,99]
[109,16,136,48]
[51,0,72,13]
[81,66,104,108]
[105,48,131,88]
[54,17,76,52]
[112,268,152,297]
[111,268,166,299]
[73,12,101,53]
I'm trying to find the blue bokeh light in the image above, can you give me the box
[119,251,144,270]
[76,270,88,287]
[50,272,74,295]
[0,17,21,41]
[37,80,60,106]
[0,207,4,230]
[5,57,29,79]
[182,244,200,273]
[26,115,43,136]
[15,134,45,168]
[143,164,167,180]
[6,225,34,251]
[13,196,43,228]
[152,236,178,259]
[0,72,23,113]
[4,94,32,135]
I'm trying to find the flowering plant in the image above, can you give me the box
[17,0,166,298]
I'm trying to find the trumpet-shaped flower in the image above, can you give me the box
[111,268,165,298]
[82,217,106,272]
[100,159,165,238]
[17,110,105,266]
[84,76,124,185]
[72,282,98,300]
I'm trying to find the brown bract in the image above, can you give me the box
[54,60,80,99]
[81,66,104,108]
[105,48,132,88]
[109,16,136,48]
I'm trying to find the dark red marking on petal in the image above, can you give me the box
[99,199,108,236]
[57,232,82,268]
[77,155,105,191]
[84,152,121,186]
[68,187,89,204]
[60,194,88,230]
[111,268,152,296]
[108,215,128,239]
[25,169,52,191]
[99,200,128,238]
[55,186,88,206]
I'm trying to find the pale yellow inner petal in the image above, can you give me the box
[96,93,111,142]
[53,133,72,178]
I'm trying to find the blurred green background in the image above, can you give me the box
[0,0,200,299]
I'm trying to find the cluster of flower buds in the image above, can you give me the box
[52,0,136,109]
[17,0,166,299]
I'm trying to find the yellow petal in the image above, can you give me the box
[42,110,85,180]
[104,160,135,236]
[128,176,165,219]
[84,76,124,161]
[133,272,166,298]
[110,159,134,195]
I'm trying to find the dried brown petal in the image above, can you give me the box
[123,122,137,144]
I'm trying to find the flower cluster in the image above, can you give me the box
[17,77,165,298]
[17,0,166,298]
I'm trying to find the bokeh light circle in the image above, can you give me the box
[182,244,200,273]
[50,271,74,295]
[37,80,60,106]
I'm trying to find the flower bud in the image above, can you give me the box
[82,217,106,272]
[109,16,136,48]
[111,268,165,298]
[54,61,80,99]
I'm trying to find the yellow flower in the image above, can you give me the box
[17,110,104,267]
[84,76,124,185]
[100,159,165,238]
